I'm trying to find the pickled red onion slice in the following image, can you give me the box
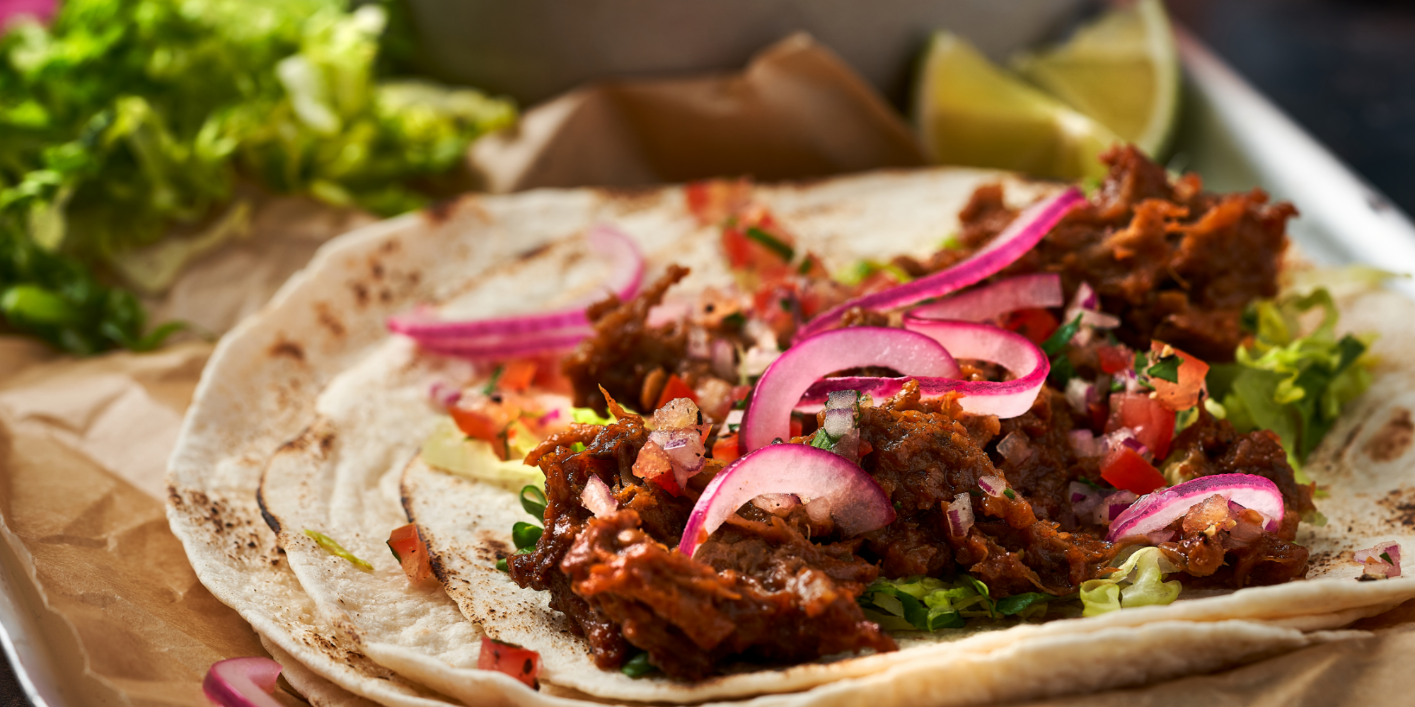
[740,327,959,452]
[203,657,284,707]
[677,444,894,557]
[796,187,1083,340]
[413,328,592,360]
[387,224,642,354]
[906,273,1063,323]
[797,321,1049,418]
[1107,473,1285,543]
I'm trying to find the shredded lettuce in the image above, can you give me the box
[421,419,545,491]
[571,407,616,425]
[1208,288,1372,476]
[858,574,1054,631]
[0,0,514,353]
[1079,547,1181,617]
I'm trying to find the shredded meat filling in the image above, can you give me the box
[526,146,1314,680]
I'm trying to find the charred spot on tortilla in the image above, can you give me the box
[314,302,346,338]
[517,243,554,262]
[1377,488,1415,528]
[256,485,281,536]
[1364,407,1413,462]
[268,337,305,362]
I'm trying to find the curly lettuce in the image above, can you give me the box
[1207,287,1373,478]
[1079,546,1182,617]
[0,0,514,353]
[859,574,1054,631]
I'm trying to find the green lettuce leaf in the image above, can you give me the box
[0,0,514,354]
[1209,287,1373,475]
[858,574,1055,631]
[1079,546,1181,617]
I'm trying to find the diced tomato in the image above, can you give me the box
[685,179,752,225]
[478,636,540,689]
[1105,393,1176,460]
[655,374,699,412]
[1003,309,1059,346]
[859,439,874,457]
[649,470,682,496]
[499,360,538,393]
[1096,344,1133,375]
[450,406,503,445]
[721,225,755,270]
[711,432,741,463]
[790,416,803,439]
[1148,341,1210,412]
[1100,447,1168,495]
[386,524,437,586]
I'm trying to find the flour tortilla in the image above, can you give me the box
[168,169,1415,707]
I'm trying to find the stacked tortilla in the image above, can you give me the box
[166,168,1415,707]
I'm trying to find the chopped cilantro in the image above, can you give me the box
[797,258,813,275]
[722,312,747,328]
[1110,376,1125,393]
[303,530,373,572]
[482,365,505,394]
[733,397,750,410]
[1048,355,1077,388]
[1146,354,1182,384]
[520,485,548,518]
[810,429,841,450]
[1003,489,1016,500]
[1381,552,1394,565]
[779,298,794,312]
[727,423,740,433]
[621,652,656,678]
[1041,314,1084,357]
[571,442,586,453]
[745,227,794,262]
[511,522,543,551]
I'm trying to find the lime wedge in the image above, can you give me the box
[914,32,1119,181]
[1013,0,1180,157]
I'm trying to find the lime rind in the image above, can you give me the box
[1012,0,1180,158]
[913,32,1119,181]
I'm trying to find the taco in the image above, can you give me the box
[168,147,1415,707]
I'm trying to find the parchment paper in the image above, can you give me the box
[1,32,1413,707]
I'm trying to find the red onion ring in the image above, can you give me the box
[795,188,1083,340]
[203,657,284,707]
[1107,473,1285,542]
[677,443,895,558]
[740,327,959,452]
[387,224,643,354]
[906,273,1063,323]
[797,321,1049,418]
[413,328,592,360]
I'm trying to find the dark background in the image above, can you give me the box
[0,0,1413,704]
[1169,0,1415,216]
